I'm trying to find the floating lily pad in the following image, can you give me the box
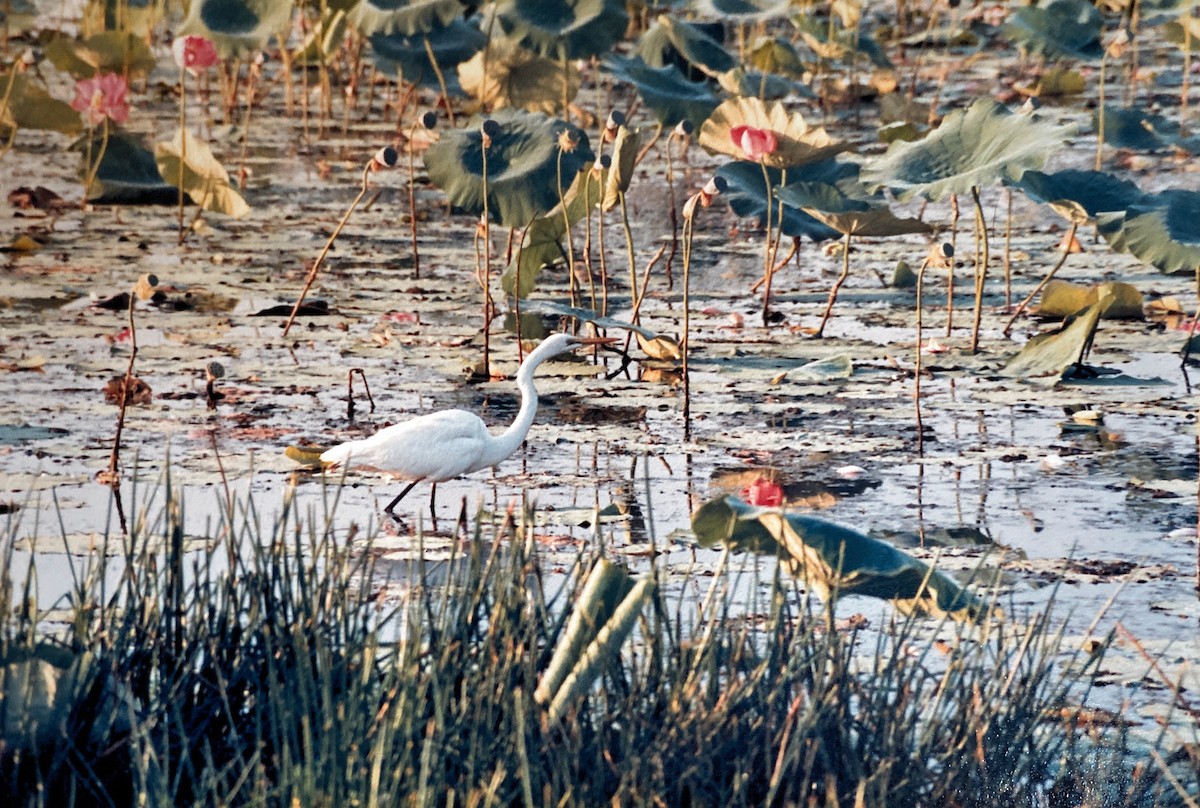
[492,0,628,60]
[604,56,719,127]
[347,0,465,37]
[862,98,1067,202]
[691,495,986,622]
[426,109,594,229]
[458,37,576,113]
[636,14,736,77]
[1039,280,1144,320]
[1004,0,1103,60]
[1002,293,1109,381]
[370,19,484,90]
[0,72,82,136]
[181,0,295,56]
[0,424,70,445]
[700,96,846,169]
[783,354,853,382]
[155,128,251,218]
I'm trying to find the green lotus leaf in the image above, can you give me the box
[1004,0,1102,60]
[604,56,719,127]
[0,72,82,135]
[1001,292,1108,380]
[636,14,736,77]
[1009,169,1143,223]
[458,37,577,113]
[347,0,465,37]
[692,0,792,22]
[369,18,484,89]
[717,67,810,101]
[794,15,892,68]
[155,128,251,218]
[700,96,845,169]
[492,0,628,60]
[294,7,349,66]
[1104,189,1200,276]
[45,32,156,79]
[691,495,987,622]
[795,201,931,238]
[425,109,594,229]
[746,36,807,79]
[501,166,603,297]
[75,131,178,204]
[181,0,296,57]
[715,160,854,242]
[861,98,1067,202]
[1095,106,1200,153]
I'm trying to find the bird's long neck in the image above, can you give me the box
[478,339,563,468]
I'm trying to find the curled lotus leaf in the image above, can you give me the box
[1039,280,1144,320]
[1004,0,1102,60]
[370,19,484,89]
[861,98,1067,202]
[601,125,640,210]
[746,36,807,79]
[155,128,251,218]
[604,56,719,127]
[347,0,465,37]
[716,160,858,242]
[1095,106,1200,154]
[75,131,177,204]
[636,15,736,77]
[181,0,296,57]
[791,200,931,238]
[691,495,987,622]
[1009,169,1143,223]
[1001,292,1109,381]
[425,109,594,229]
[1102,189,1200,276]
[492,0,628,60]
[458,37,577,113]
[699,96,846,169]
[794,15,892,67]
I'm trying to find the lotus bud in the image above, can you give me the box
[603,110,625,143]
[370,145,399,172]
[420,110,437,129]
[481,119,500,148]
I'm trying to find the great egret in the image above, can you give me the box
[321,332,611,521]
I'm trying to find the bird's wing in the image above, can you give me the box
[322,410,492,481]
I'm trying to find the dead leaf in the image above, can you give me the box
[103,376,152,406]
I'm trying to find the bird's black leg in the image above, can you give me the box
[384,480,421,518]
[429,483,439,530]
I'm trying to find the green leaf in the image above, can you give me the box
[691,0,791,21]
[45,32,156,79]
[1009,169,1143,222]
[716,159,861,242]
[1001,292,1109,381]
[604,56,719,128]
[492,0,628,60]
[691,495,987,622]
[1039,280,1144,320]
[424,109,594,229]
[457,37,576,113]
[862,97,1068,202]
[1104,189,1200,275]
[1004,0,1103,60]
[636,14,736,77]
[370,19,484,89]
[181,0,296,57]
[76,131,179,204]
[0,72,82,135]
[347,0,465,37]
[155,128,251,219]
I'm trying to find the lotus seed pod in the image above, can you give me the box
[371,146,399,171]
[206,361,225,379]
[421,111,437,129]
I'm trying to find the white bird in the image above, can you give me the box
[320,332,611,521]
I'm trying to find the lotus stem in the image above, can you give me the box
[969,186,989,354]
[1004,188,1013,310]
[82,118,110,203]
[558,148,579,310]
[751,238,798,294]
[915,255,929,451]
[177,62,188,244]
[946,192,958,335]
[816,230,852,338]
[582,170,598,312]
[759,160,774,326]
[479,123,495,374]
[422,35,455,127]
[1003,220,1078,336]
[283,157,380,337]
[619,192,638,307]
[664,135,678,289]
[236,55,260,192]
[408,118,421,278]
[1096,55,1107,171]
[682,209,694,433]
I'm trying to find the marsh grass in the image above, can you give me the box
[0,484,1187,807]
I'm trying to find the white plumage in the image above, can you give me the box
[321,333,603,520]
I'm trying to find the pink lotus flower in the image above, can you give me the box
[741,477,783,508]
[730,125,778,161]
[71,73,129,126]
[172,35,219,74]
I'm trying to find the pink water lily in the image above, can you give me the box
[71,73,129,126]
[172,35,219,74]
[730,125,778,161]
